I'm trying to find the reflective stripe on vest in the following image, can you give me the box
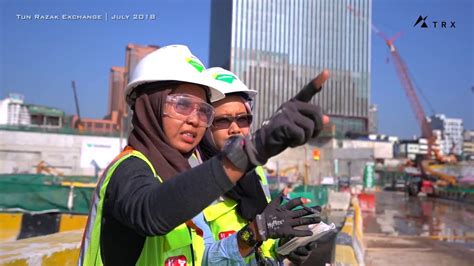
[79,150,193,266]
[255,166,271,203]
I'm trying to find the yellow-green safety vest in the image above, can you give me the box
[198,166,277,264]
[79,150,200,266]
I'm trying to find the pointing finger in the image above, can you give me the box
[293,69,330,102]
[312,69,330,90]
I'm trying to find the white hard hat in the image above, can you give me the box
[205,67,257,99]
[125,45,225,106]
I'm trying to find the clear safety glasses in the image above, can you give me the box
[164,94,215,127]
[212,114,253,129]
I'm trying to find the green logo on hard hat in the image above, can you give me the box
[186,58,204,72]
[213,73,236,84]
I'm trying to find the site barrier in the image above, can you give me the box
[0,212,87,243]
[333,197,365,266]
[0,230,82,265]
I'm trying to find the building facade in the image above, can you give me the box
[209,0,372,134]
[0,94,64,128]
[428,114,464,155]
[396,138,432,161]
[463,130,474,159]
[108,66,126,119]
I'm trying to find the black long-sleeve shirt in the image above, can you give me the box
[100,155,234,265]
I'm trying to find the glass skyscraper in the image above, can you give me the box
[210,0,372,135]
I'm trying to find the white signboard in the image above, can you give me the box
[81,138,121,169]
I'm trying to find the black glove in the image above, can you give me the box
[252,80,324,165]
[286,241,318,265]
[221,78,325,172]
[254,193,321,241]
[284,227,337,265]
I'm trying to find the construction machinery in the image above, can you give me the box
[71,80,85,131]
[36,160,64,176]
[348,6,459,196]
[279,165,300,179]
[378,33,459,193]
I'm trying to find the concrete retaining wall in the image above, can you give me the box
[0,230,82,266]
[0,130,122,175]
[333,197,365,266]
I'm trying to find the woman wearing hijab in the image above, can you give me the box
[196,68,331,265]
[79,45,324,266]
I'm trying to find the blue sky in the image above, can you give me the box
[1,0,473,138]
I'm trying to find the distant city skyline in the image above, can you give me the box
[1,0,472,139]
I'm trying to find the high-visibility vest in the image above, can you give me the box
[199,166,278,264]
[79,149,198,266]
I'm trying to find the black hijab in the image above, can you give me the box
[127,82,193,181]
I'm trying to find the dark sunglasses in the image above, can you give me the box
[212,114,253,129]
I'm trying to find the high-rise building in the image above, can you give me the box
[110,44,159,136]
[428,114,464,155]
[209,0,372,135]
[123,44,160,115]
[108,66,126,118]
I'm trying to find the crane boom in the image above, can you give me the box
[72,81,81,119]
[386,41,433,141]
[71,80,84,130]
[348,5,457,190]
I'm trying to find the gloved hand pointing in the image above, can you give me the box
[251,70,330,166]
[221,70,330,172]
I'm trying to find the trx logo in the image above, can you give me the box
[413,16,428,28]
[413,15,456,28]
[165,255,187,266]
[218,230,236,240]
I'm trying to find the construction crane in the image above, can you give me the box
[375,30,457,164]
[71,80,85,131]
[348,6,457,188]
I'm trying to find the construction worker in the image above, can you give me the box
[195,67,330,265]
[79,45,325,265]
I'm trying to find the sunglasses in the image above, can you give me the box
[164,94,215,127]
[212,113,253,129]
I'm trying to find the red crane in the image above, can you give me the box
[381,37,435,155]
[348,6,457,189]
[348,5,443,159]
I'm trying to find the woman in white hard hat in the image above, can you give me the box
[79,45,325,266]
[196,67,331,265]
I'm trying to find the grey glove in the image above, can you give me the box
[221,79,325,172]
[286,241,318,265]
[254,193,321,241]
[251,79,324,165]
[283,227,338,265]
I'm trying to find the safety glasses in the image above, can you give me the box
[212,113,253,129]
[164,94,215,127]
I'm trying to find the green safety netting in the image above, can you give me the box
[0,174,95,214]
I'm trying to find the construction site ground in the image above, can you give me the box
[363,191,474,265]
